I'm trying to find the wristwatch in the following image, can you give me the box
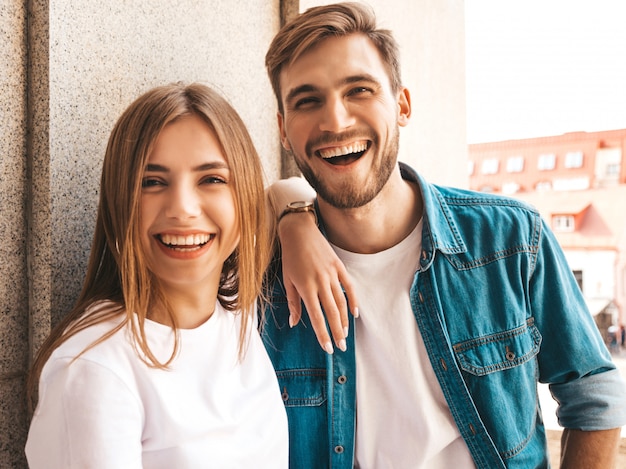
[278,201,317,225]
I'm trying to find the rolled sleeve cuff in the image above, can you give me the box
[550,369,626,430]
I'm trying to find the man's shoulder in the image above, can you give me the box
[432,183,537,212]
[400,162,539,217]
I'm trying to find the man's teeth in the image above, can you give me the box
[319,142,367,159]
[160,233,211,246]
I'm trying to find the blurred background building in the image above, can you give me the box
[469,130,626,344]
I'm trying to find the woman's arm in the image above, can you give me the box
[266,177,359,353]
[26,358,143,468]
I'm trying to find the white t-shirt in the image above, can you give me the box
[332,221,476,468]
[26,301,288,469]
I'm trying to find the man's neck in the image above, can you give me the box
[318,169,422,254]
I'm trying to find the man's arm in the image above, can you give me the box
[560,427,621,468]
[266,177,359,354]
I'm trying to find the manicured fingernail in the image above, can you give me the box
[353,307,360,318]
[343,327,349,338]
[337,339,347,352]
[288,315,296,328]
[323,342,334,354]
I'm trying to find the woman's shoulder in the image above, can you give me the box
[48,300,132,365]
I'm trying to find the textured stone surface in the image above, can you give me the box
[0,377,28,468]
[0,0,29,467]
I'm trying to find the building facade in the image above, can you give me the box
[469,129,626,194]
[469,129,626,341]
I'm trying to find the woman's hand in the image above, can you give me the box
[278,212,359,354]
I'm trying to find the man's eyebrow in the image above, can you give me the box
[144,162,229,172]
[343,74,380,86]
[285,84,318,105]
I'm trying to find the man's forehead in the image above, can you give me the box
[279,35,389,96]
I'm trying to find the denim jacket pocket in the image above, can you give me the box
[276,369,327,407]
[453,318,542,376]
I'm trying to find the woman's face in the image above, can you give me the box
[139,114,239,297]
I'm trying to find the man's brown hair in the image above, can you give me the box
[265,2,402,113]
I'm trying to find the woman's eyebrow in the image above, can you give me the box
[144,161,229,172]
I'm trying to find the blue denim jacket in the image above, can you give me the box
[262,163,626,468]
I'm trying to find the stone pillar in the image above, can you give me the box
[1,1,29,467]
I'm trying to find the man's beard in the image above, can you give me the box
[293,127,400,209]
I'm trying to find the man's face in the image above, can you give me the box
[277,33,410,209]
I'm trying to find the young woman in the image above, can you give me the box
[25,83,288,468]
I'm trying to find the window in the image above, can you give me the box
[552,215,575,232]
[535,181,552,191]
[538,153,556,170]
[506,156,524,173]
[481,158,499,175]
[595,148,622,181]
[606,163,620,176]
[502,182,520,194]
[565,151,583,168]
[572,270,583,291]
[468,160,475,176]
[553,177,589,191]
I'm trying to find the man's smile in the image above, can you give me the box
[315,140,370,166]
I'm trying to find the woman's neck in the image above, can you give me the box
[149,282,219,329]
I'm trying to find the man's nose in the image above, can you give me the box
[319,96,355,132]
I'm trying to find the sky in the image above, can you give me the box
[465,1,626,143]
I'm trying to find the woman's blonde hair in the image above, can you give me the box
[27,82,269,410]
[265,2,402,114]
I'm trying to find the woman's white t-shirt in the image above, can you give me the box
[26,301,288,469]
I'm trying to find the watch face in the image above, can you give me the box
[289,201,313,209]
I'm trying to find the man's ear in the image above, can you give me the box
[277,112,292,150]
[397,87,411,127]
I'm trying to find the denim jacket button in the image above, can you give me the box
[334,445,344,454]
[505,346,516,361]
[337,375,347,384]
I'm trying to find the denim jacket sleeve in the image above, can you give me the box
[529,217,626,430]
[414,165,626,466]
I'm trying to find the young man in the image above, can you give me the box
[262,3,626,468]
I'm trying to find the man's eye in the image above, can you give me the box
[348,87,372,96]
[294,97,320,109]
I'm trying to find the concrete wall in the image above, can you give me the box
[0,0,465,466]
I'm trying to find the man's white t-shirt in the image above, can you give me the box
[26,301,288,469]
[332,220,476,468]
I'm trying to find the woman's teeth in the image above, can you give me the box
[159,233,211,247]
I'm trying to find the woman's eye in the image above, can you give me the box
[141,177,164,188]
[202,176,227,185]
